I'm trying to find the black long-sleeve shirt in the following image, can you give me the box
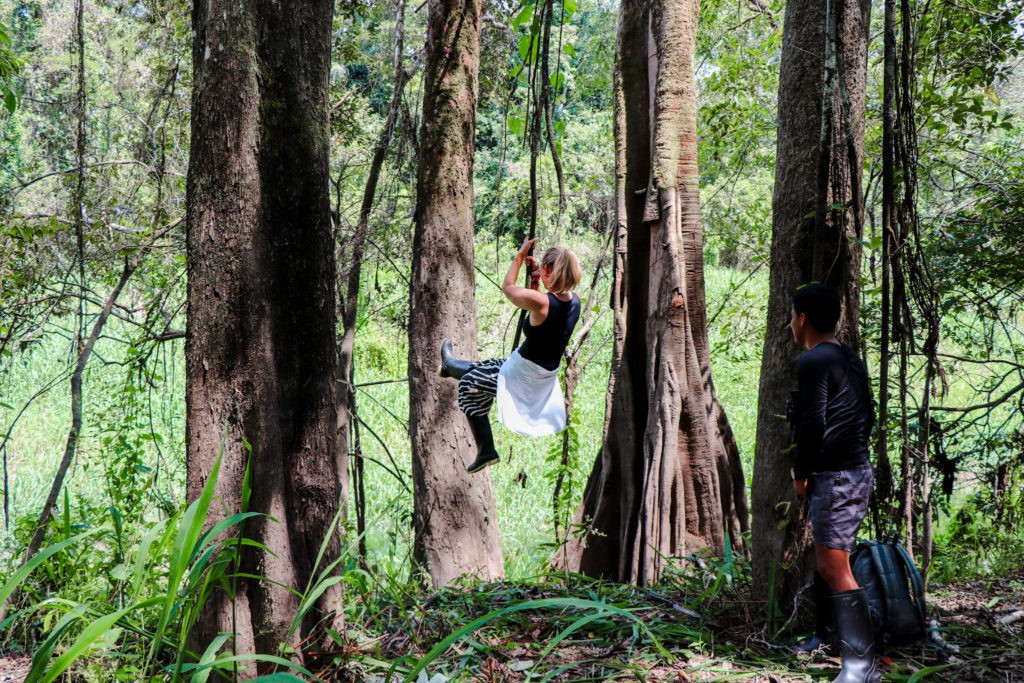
[793,342,873,479]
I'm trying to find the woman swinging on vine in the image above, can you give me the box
[440,237,582,473]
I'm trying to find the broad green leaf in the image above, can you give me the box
[518,35,533,62]
[984,85,1000,107]
[509,116,526,138]
[512,5,533,28]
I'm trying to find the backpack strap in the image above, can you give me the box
[893,541,927,627]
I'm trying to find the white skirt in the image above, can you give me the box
[496,350,567,436]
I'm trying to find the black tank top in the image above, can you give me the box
[518,292,581,371]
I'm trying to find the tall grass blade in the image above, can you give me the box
[190,633,230,683]
[285,508,346,641]
[907,663,955,682]
[175,653,322,682]
[723,531,734,583]
[25,608,81,682]
[149,453,223,666]
[531,609,612,677]
[128,517,171,603]
[291,574,344,631]
[39,597,163,683]
[0,531,94,624]
[194,511,262,559]
[170,513,264,676]
[402,596,669,682]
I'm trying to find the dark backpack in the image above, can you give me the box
[851,537,927,650]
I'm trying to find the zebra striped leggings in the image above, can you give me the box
[457,357,506,416]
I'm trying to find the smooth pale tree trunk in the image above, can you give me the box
[752,0,871,614]
[555,0,748,585]
[186,0,342,656]
[408,0,504,586]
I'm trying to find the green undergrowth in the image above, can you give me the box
[3,487,1022,681]
[301,551,1024,683]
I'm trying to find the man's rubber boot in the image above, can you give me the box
[440,339,475,380]
[466,414,500,473]
[795,572,838,655]
[830,588,881,683]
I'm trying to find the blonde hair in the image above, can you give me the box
[541,246,581,294]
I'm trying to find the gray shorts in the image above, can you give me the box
[808,461,873,552]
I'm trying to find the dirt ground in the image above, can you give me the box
[915,572,1024,681]
[0,656,30,683]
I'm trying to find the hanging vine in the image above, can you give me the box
[878,0,946,571]
[507,0,574,232]
[508,0,576,349]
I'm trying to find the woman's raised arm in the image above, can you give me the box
[502,237,548,314]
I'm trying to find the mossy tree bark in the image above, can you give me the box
[186,0,342,656]
[751,0,871,614]
[556,0,749,585]
[408,0,504,586]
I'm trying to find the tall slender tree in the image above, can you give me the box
[408,0,504,586]
[556,0,749,585]
[751,0,871,612]
[186,0,342,654]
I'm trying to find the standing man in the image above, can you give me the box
[789,283,880,683]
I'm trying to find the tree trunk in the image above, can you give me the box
[186,0,342,657]
[408,0,504,587]
[555,0,748,585]
[751,0,871,615]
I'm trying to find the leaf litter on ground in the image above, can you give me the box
[302,564,1024,682]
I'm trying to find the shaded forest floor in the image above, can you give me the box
[313,565,1024,682]
[1,568,1021,681]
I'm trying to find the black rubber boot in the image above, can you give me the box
[465,414,500,473]
[795,572,838,655]
[830,588,881,683]
[440,339,475,380]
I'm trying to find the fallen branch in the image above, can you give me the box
[997,610,1024,627]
